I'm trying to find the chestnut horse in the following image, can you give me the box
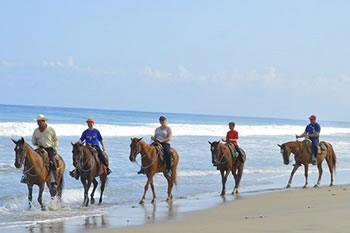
[209,141,246,196]
[12,137,65,209]
[278,140,336,189]
[129,138,179,204]
[71,142,108,207]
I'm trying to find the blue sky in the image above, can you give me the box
[1,1,349,121]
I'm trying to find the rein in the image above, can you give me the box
[22,146,45,177]
[75,149,94,173]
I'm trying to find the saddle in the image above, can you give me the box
[87,145,109,167]
[304,139,327,155]
[225,143,238,158]
[151,142,175,165]
[36,147,59,169]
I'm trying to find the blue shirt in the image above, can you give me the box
[80,128,103,146]
[305,123,321,140]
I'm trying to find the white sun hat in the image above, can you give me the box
[35,114,48,121]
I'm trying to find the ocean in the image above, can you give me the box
[1,104,350,232]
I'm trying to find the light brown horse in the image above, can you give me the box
[129,138,179,204]
[12,137,65,210]
[71,142,108,207]
[209,141,246,196]
[278,140,336,189]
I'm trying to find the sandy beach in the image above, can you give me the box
[98,184,350,233]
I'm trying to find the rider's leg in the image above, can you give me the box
[95,146,112,175]
[161,143,172,176]
[311,139,319,164]
[45,147,57,185]
[234,145,244,163]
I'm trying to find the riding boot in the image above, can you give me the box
[69,169,79,180]
[235,145,244,163]
[20,175,27,184]
[312,154,317,165]
[137,168,145,174]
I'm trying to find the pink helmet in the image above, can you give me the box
[308,115,317,121]
[86,117,95,123]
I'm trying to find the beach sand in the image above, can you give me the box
[97,185,350,233]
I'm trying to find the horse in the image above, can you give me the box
[71,142,108,207]
[129,138,179,204]
[278,140,336,189]
[12,137,65,210]
[208,141,246,196]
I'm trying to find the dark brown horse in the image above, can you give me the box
[12,137,65,209]
[278,140,336,188]
[209,141,246,196]
[129,138,179,204]
[71,142,108,206]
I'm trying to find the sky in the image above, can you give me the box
[0,1,349,121]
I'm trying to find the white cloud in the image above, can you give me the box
[143,66,172,79]
[342,75,350,82]
[42,56,75,69]
[0,60,16,67]
[263,66,279,87]
[178,65,192,80]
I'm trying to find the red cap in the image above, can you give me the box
[308,115,316,121]
[86,117,95,123]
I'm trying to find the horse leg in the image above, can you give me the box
[150,177,157,203]
[303,164,309,189]
[57,177,64,206]
[325,156,334,186]
[38,183,45,210]
[90,178,98,205]
[27,184,33,209]
[286,163,300,188]
[140,175,151,204]
[98,175,106,205]
[220,170,229,196]
[82,178,91,207]
[233,166,243,195]
[314,162,323,188]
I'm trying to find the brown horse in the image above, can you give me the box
[129,138,179,204]
[278,140,336,189]
[71,142,108,207]
[12,137,65,210]
[209,141,246,196]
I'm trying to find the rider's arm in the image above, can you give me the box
[100,139,106,151]
[52,129,58,151]
[296,132,307,139]
[32,129,39,146]
[159,128,172,143]
[78,130,86,144]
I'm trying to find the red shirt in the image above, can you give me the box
[226,130,239,146]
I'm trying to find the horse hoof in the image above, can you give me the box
[41,206,46,211]
[151,199,156,204]
[329,183,334,187]
[90,198,95,205]
[313,184,319,188]
[286,184,291,189]
[139,199,145,205]
[302,185,307,189]
[232,189,239,195]
[220,192,225,196]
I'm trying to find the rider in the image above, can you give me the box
[24,114,59,185]
[223,122,244,163]
[296,115,321,165]
[71,117,111,178]
[139,116,173,177]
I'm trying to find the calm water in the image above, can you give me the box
[1,104,350,232]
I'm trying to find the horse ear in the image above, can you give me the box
[71,142,74,146]
[130,137,133,141]
[11,139,17,144]
[137,137,143,142]
[208,141,212,145]
[20,137,25,143]
[278,144,282,148]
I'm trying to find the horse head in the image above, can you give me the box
[278,143,291,165]
[129,137,143,162]
[209,140,221,165]
[71,142,84,167]
[12,137,26,168]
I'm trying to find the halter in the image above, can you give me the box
[74,147,94,173]
[18,144,44,177]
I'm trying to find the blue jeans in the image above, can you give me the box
[311,139,319,157]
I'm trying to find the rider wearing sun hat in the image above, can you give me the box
[71,117,111,178]
[29,114,59,185]
[296,115,321,165]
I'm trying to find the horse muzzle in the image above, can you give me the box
[14,162,22,169]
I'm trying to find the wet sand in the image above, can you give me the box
[98,185,350,233]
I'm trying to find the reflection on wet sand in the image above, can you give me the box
[84,215,108,230]
[141,201,178,224]
[26,221,65,233]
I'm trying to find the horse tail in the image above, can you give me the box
[171,154,179,186]
[326,143,336,172]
